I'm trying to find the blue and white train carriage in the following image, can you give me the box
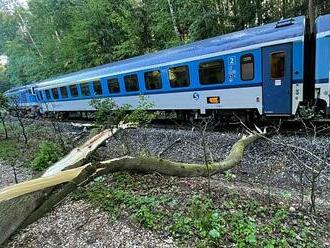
[315,14,330,112]
[5,14,330,119]
[5,85,38,109]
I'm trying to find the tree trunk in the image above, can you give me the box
[0,127,122,245]
[0,112,8,139]
[166,0,180,38]
[308,0,316,33]
[0,131,260,245]
[0,133,259,203]
[17,116,28,145]
[10,0,44,59]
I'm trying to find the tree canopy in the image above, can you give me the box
[0,0,329,91]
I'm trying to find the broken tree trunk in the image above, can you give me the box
[43,128,119,177]
[0,132,260,246]
[0,127,122,246]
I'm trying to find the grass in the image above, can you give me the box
[0,139,20,162]
[0,122,65,171]
[74,172,324,248]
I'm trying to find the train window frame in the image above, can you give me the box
[168,65,190,88]
[93,80,103,95]
[144,70,163,90]
[124,74,139,92]
[199,60,225,85]
[45,89,51,100]
[81,82,91,96]
[240,54,255,81]
[52,88,59,100]
[107,78,120,94]
[69,84,79,97]
[60,86,68,99]
[271,51,285,79]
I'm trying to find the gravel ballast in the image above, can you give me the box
[0,161,33,189]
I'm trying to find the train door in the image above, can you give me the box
[262,44,292,115]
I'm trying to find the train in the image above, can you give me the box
[4,14,330,120]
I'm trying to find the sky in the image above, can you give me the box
[0,56,8,65]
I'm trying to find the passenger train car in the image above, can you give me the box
[4,14,330,119]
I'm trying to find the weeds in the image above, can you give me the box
[31,141,63,171]
[75,172,323,247]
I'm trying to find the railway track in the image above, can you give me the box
[11,111,330,137]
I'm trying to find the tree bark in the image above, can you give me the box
[166,0,180,38]
[0,132,260,245]
[0,133,259,203]
[0,112,8,139]
[17,115,28,145]
[309,0,316,33]
[0,127,122,245]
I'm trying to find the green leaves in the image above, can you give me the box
[31,141,63,171]
[91,96,157,129]
[0,0,315,88]
[0,92,8,109]
[208,229,221,239]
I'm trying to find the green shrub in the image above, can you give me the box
[31,141,63,171]
[76,174,322,248]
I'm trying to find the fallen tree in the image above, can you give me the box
[0,126,125,246]
[0,131,260,246]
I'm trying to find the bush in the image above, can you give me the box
[31,141,63,171]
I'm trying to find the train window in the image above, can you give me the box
[271,52,285,79]
[93,80,103,95]
[38,91,44,101]
[60,86,68,99]
[81,83,90,96]
[52,88,59,100]
[241,54,254,81]
[69,84,79,97]
[45,90,51,100]
[145,70,162,90]
[124,74,139,92]
[169,66,190,88]
[199,60,225,85]
[107,78,120,94]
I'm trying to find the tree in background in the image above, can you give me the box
[0,92,9,139]
[0,0,328,88]
[0,64,11,93]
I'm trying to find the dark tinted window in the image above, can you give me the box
[241,54,254,81]
[81,83,90,96]
[124,74,139,92]
[107,78,120,94]
[271,52,285,79]
[52,88,59,100]
[70,85,79,97]
[145,70,162,90]
[45,90,51,100]
[38,91,44,100]
[199,60,225,85]
[169,66,190,88]
[60,86,68,99]
[93,80,103,95]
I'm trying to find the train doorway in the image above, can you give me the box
[262,44,292,115]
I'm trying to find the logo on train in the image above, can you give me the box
[193,92,200,101]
